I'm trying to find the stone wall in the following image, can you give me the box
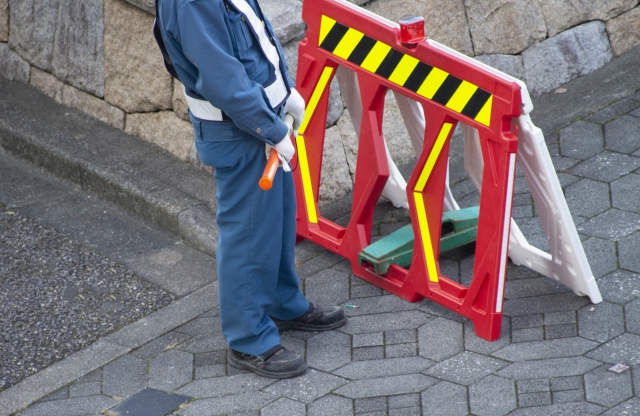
[1,0,639,205]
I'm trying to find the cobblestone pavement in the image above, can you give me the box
[5,86,639,415]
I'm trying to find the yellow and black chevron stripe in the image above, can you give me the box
[319,16,493,126]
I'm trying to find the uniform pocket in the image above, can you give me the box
[227,11,254,57]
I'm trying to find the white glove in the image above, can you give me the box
[265,129,295,172]
[284,88,305,137]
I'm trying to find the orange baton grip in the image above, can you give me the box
[259,150,280,190]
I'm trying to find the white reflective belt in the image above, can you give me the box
[227,0,288,107]
[183,89,225,121]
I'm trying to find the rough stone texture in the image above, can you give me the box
[333,374,437,399]
[333,357,434,380]
[469,376,517,416]
[584,365,633,407]
[9,0,104,96]
[586,333,640,365]
[148,349,193,392]
[29,67,65,103]
[308,395,354,416]
[522,21,613,96]
[260,0,305,45]
[559,121,604,160]
[306,330,351,372]
[605,115,640,154]
[426,352,507,386]
[62,83,126,130]
[125,111,194,162]
[365,0,473,56]
[382,91,419,166]
[626,298,640,335]
[0,0,8,42]
[421,381,469,416]
[466,0,547,55]
[319,126,354,205]
[577,302,625,343]
[474,54,525,80]
[538,0,637,37]
[564,179,610,218]
[337,109,359,182]
[0,43,29,83]
[418,318,464,362]
[607,6,640,57]
[611,174,640,213]
[173,80,190,122]
[496,357,601,380]
[104,0,172,113]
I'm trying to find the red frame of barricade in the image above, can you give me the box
[292,0,522,340]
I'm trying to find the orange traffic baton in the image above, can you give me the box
[259,114,295,190]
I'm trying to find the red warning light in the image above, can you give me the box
[399,15,425,48]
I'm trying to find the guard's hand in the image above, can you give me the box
[284,88,305,137]
[275,132,295,163]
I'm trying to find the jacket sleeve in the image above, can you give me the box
[177,0,289,145]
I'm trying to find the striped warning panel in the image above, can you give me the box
[319,16,493,126]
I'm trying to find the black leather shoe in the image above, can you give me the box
[228,344,307,379]
[273,303,347,332]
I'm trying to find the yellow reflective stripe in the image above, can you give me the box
[299,66,334,135]
[414,192,439,283]
[446,81,478,113]
[360,41,392,73]
[296,135,318,224]
[319,15,336,46]
[416,67,449,100]
[388,54,420,86]
[333,28,365,60]
[415,123,453,192]
[475,95,493,126]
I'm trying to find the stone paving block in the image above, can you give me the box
[578,301,625,342]
[497,357,601,380]
[418,301,466,323]
[564,179,611,218]
[426,351,508,386]
[503,292,594,317]
[353,346,384,361]
[351,284,383,298]
[492,337,598,362]
[559,121,604,160]
[297,252,344,278]
[550,375,583,391]
[612,174,640,213]
[508,402,604,415]
[545,324,578,339]
[177,333,227,353]
[352,333,384,348]
[177,392,276,415]
[544,311,576,326]
[585,365,633,407]
[307,395,353,416]
[469,375,517,416]
[148,349,194,392]
[588,99,640,124]
[130,332,193,360]
[571,151,640,182]
[550,154,581,172]
[334,374,438,399]
[304,269,350,306]
[598,270,640,304]
[68,381,101,398]
[385,343,417,358]
[420,381,468,416]
[511,314,544,330]
[578,208,640,240]
[195,351,226,367]
[261,398,306,416]
[517,379,550,393]
[605,115,640,154]
[306,330,351,372]
[264,369,348,403]
[385,329,416,345]
[552,389,585,404]
[601,397,640,416]
[112,388,191,416]
[633,366,640,397]
[280,334,306,358]
[37,387,69,402]
[18,395,120,416]
[294,240,326,266]
[519,392,552,407]
[342,294,421,317]
[417,318,463,362]
[464,318,511,355]
[512,327,544,343]
[388,394,420,409]
[333,356,435,380]
[338,311,431,335]
[582,237,618,279]
[76,368,102,383]
[506,278,571,300]
[626,298,640,335]
[195,364,225,379]
[177,373,274,398]
[355,397,387,413]
[102,355,147,399]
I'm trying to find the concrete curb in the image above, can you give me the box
[0,282,218,416]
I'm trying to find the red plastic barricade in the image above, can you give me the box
[292,0,522,341]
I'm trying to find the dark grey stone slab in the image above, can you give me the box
[552,389,585,404]
[517,379,550,393]
[261,398,306,416]
[112,388,191,416]
[612,174,640,214]
[505,278,571,300]
[588,99,640,124]
[597,270,640,304]
[619,232,640,274]
[352,333,383,347]
[578,208,640,240]
[545,323,578,339]
[559,121,604,160]
[519,391,552,407]
[355,396,386,413]
[385,329,416,345]
[333,374,437,399]
[122,244,217,297]
[297,252,344,279]
[148,350,194,392]
[550,375,583,391]
[338,311,431,335]
[544,311,576,326]
[601,397,640,416]
[496,357,601,380]
[492,337,598,362]
[388,393,420,409]
[308,395,353,416]
[582,237,618,279]
[426,352,507,386]
[512,327,545,342]
[508,402,605,415]
[176,333,226,354]
[464,318,511,355]
[263,370,348,403]
[605,115,640,154]
[626,299,640,335]
[564,178,611,218]
[102,355,147,399]
[176,373,275,398]
[176,316,221,337]
[469,375,516,416]
[304,269,350,306]
[353,346,384,361]
[333,357,435,380]
[420,381,468,416]
[350,284,383,298]
[503,293,591,316]
[577,301,625,342]
[131,332,193,360]
[178,392,277,415]
[17,395,119,416]
[570,151,640,182]
[584,365,633,407]
[385,343,417,358]
[417,318,463,362]
[511,315,544,329]
[586,333,640,365]
[306,330,351,372]
[67,381,100,398]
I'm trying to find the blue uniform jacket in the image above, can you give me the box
[156,0,294,145]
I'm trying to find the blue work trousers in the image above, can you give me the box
[192,116,309,356]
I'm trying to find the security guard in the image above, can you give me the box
[154,0,346,378]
